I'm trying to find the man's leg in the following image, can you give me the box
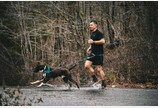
[85,60,98,82]
[96,66,106,88]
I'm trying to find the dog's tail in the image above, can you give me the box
[68,63,77,71]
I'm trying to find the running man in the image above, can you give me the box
[85,20,106,89]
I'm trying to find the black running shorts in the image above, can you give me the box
[86,53,103,66]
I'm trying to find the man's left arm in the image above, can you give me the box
[88,38,105,44]
[93,38,105,44]
[88,32,105,44]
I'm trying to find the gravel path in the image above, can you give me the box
[11,86,158,106]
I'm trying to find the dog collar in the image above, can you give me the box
[42,66,50,74]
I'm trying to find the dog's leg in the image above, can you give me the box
[45,83,54,87]
[62,76,68,83]
[68,80,72,90]
[37,82,45,88]
[68,76,80,89]
[62,76,72,89]
[69,79,80,89]
[30,79,43,85]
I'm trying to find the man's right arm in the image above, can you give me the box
[87,45,91,54]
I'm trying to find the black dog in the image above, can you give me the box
[30,64,80,89]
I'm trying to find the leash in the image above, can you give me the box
[43,53,104,72]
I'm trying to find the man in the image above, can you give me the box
[85,20,106,89]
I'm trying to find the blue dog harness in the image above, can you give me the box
[42,66,51,74]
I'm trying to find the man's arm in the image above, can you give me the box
[87,45,91,54]
[93,38,105,44]
[88,38,105,44]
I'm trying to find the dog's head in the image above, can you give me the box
[33,65,46,73]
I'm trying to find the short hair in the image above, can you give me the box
[90,20,97,25]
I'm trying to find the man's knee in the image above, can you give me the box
[85,61,92,69]
[96,66,103,72]
[85,63,90,69]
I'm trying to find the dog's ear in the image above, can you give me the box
[40,61,44,66]
[33,66,39,73]
[34,61,41,67]
[33,61,42,73]
[36,61,44,66]
[37,61,40,66]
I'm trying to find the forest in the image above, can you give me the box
[0,1,157,88]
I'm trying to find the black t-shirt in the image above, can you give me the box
[90,29,104,54]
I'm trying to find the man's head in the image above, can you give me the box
[90,20,98,31]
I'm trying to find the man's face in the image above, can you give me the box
[90,22,97,31]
